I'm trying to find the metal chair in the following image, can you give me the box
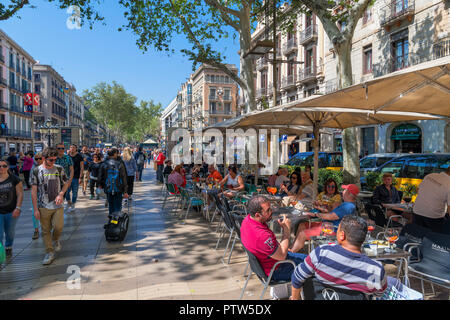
[302,277,369,300]
[406,232,450,297]
[179,187,204,224]
[239,246,296,300]
[162,183,181,213]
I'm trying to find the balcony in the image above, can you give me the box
[282,38,298,55]
[0,77,7,87]
[380,0,415,30]
[433,39,450,60]
[10,104,31,116]
[299,24,318,45]
[256,57,268,71]
[256,87,268,100]
[298,65,322,84]
[209,109,233,116]
[9,82,21,93]
[267,82,281,95]
[0,54,4,63]
[281,74,297,90]
[0,102,8,111]
[3,129,32,139]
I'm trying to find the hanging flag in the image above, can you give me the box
[33,94,40,106]
[24,93,33,106]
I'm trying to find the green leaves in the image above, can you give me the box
[82,81,162,144]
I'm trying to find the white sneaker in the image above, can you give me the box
[42,252,55,265]
[54,241,62,252]
[71,203,76,212]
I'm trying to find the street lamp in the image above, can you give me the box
[38,118,60,148]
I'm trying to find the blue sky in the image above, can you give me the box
[1,0,241,108]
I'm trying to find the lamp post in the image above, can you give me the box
[38,118,60,148]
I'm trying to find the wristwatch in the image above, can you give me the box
[15,207,21,211]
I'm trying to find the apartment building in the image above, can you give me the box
[0,29,36,155]
[252,0,450,155]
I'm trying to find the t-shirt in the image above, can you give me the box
[413,172,450,219]
[32,165,69,210]
[291,244,387,295]
[155,153,166,166]
[0,174,21,214]
[275,175,290,188]
[329,201,356,227]
[7,156,18,167]
[317,192,342,207]
[207,170,223,181]
[240,215,279,276]
[70,153,84,179]
[55,154,73,178]
[81,152,92,170]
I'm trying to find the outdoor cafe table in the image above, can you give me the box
[310,235,411,286]
[383,203,414,214]
[269,206,312,237]
[241,193,283,204]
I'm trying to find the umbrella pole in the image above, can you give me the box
[313,122,320,200]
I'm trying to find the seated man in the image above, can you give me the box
[372,172,404,221]
[290,184,359,253]
[268,168,281,187]
[275,168,291,189]
[202,164,224,211]
[240,196,307,282]
[290,215,387,299]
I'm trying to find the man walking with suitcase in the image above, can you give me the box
[98,148,128,215]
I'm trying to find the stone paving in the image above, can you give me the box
[0,165,448,300]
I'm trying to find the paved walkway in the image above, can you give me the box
[0,165,448,300]
[0,166,258,300]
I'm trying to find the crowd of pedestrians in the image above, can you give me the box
[0,144,154,266]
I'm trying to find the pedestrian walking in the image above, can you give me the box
[20,151,34,190]
[30,153,43,240]
[81,145,92,196]
[88,154,102,200]
[134,147,146,182]
[98,148,128,215]
[155,149,166,184]
[65,144,84,213]
[0,159,24,258]
[31,147,70,265]
[122,147,137,201]
[55,143,74,212]
[6,152,19,176]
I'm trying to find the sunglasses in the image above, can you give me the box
[35,158,42,160]
[46,158,57,162]
[57,147,65,150]
[327,185,336,188]
[0,165,8,168]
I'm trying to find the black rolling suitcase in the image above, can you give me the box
[104,210,130,242]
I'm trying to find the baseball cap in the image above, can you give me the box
[341,184,360,196]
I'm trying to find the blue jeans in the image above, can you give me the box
[0,213,18,248]
[65,179,80,204]
[137,164,144,181]
[271,252,307,282]
[106,193,123,215]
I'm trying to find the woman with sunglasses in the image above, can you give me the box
[219,165,245,198]
[279,172,302,197]
[0,159,24,258]
[30,153,43,239]
[313,178,342,213]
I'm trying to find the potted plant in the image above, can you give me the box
[400,183,418,203]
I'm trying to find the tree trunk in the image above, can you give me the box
[336,40,361,186]
[239,6,256,112]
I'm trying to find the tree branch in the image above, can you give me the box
[204,0,240,31]
[0,0,30,21]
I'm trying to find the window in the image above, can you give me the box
[224,89,231,100]
[363,45,373,74]
[391,30,409,71]
[363,6,373,25]
[380,160,404,177]
[224,102,231,113]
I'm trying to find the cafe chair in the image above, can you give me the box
[239,246,296,300]
[385,215,408,232]
[406,233,450,297]
[366,203,388,227]
[162,183,181,213]
[214,205,244,264]
[301,277,369,300]
[161,174,170,195]
[178,187,204,224]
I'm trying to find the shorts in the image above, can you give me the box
[82,170,89,183]
[302,222,336,239]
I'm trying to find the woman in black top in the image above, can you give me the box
[88,154,103,200]
[0,159,23,257]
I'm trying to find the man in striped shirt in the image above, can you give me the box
[290,215,387,299]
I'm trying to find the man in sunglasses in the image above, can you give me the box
[55,143,74,213]
[31,147,71,265]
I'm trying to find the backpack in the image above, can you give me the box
[104,161,122,195]
[137,153,145,165]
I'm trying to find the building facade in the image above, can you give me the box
[251,0,450,155]
[0,29,36,155]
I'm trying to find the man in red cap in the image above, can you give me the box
[290,184,359,252]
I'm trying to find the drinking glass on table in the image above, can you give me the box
[366,220,376,242]
[384,228,399,252]
[256,186,262,194]
[321,222,334,238]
